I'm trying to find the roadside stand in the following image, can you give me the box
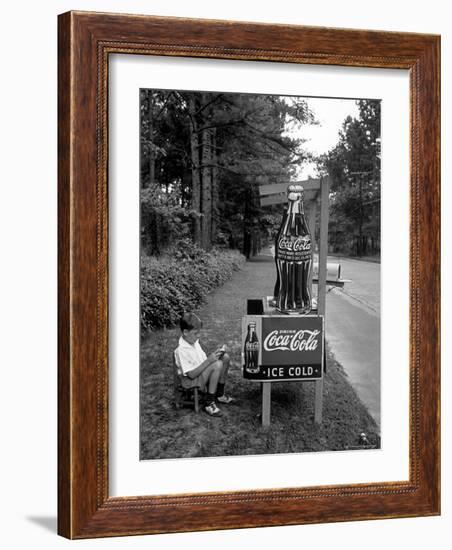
[242,177,349,426]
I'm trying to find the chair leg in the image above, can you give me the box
[194,388,199,413]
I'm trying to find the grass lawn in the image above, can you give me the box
[140,254,380,460]
[140,339,380,459]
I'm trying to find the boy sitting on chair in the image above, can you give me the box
[174,312,234,417]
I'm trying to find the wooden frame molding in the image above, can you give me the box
[58,11,440,539]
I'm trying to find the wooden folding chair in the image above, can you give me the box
[172,355,200,413]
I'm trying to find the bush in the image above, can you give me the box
[140,187,199,256]
[141,240,245,331]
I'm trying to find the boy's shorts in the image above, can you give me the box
[180,369,209,392]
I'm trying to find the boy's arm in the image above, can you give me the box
[176,349,216,378]
[185,356,214,379]
[176,347,223,379]
[185,348,225,378]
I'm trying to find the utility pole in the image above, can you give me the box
[350,171,372,257]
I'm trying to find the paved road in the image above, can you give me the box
[270,246,380,313]
[325,256,380,427]
[331,256,380,314]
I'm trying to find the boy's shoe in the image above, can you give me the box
[204,402,222,417]
[217,394,234,404]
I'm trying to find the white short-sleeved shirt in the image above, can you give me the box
[174,336,207,375]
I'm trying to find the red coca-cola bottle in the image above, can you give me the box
[244,322,259,374]
[274,185,312,314]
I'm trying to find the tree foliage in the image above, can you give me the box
[318,100,381,256]
[140,90,314,256]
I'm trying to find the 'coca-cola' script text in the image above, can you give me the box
[278,236,311,252]
[263,329,320,352]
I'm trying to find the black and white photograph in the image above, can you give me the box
[1,0,445,546]
[139,88,381,460]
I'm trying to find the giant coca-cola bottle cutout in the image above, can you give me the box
[273,205,287,301]
[274,184,312,314]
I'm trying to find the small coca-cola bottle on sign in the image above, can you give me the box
[244,322,260,374]
[274,185,312,314]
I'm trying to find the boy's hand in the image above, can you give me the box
[208,351,220,363]
[209,346,226,362]
[215,345,227,359]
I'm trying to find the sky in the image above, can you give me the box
[288,97,359,179]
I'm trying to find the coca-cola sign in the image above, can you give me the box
[242,314,324,381]
[261,316,323,370]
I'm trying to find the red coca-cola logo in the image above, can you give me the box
[278,236,311,252]
[263,329,320,352]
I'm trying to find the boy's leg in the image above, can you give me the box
[216,354,234,403]
[206,360,223,395]
[203,361,223,416]
[218,353,230,384]
[199,361,222,401]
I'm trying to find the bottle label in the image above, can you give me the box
[277,236,311,261]
[245,342,259,351]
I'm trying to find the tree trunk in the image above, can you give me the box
[201,127,212,250]
[211,128,219,245]
[147,91,155,187]
[188,96,201,245]
[243,186,251,259]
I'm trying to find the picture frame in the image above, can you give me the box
[58,10,440,539]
